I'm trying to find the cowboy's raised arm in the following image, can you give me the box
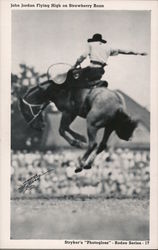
[117,49,147,56]
[73,55,87,68]
[72,44,90,68]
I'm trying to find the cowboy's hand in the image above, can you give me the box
[71,63,81,69]
[71,62,79,69]
[139,52,148,56]
[71,65,76,70]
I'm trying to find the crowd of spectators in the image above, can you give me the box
[11,148,150,198]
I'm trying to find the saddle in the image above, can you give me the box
[48,63,108,89]
[66,68,108,89]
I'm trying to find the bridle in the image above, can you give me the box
[20,98,49,125]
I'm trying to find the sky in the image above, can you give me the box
[12,10,150,109]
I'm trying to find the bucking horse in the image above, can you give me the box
[19,65,137,173]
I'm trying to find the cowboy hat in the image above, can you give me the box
[87,33,107,43]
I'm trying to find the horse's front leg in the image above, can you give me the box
[67,128,87,143]
[59,111,85,148]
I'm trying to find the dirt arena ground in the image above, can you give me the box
[11,197,149,240]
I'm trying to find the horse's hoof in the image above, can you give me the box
[83,164,92,170]
[75,167,83,173]
[78,157,84,167]
[79,136,87,143]
[106,156,112,162]
[71,140,84,148]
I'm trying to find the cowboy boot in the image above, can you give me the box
[95,80,108,88]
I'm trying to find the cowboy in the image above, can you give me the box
[72,33,147,86]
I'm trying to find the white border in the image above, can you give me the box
[0,0,158,249]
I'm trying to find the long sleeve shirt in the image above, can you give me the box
[76,42,119,67]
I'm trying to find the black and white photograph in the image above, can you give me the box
[0,0,158,249]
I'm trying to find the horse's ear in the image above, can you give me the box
[18,97,23,111]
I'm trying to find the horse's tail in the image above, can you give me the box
[114,109,138,141]
[96,109,138,155]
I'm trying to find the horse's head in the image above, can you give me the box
[19,97,47,131]
[18,82,52,131]
[114,109,138,141]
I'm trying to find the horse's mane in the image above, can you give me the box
[23,81,52,98]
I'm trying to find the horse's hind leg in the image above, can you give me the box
[96,126,113,155]
[75,114,98,173]
[82,126,113,169]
